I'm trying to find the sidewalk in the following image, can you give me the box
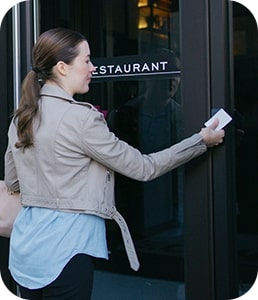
[92,271,185,300]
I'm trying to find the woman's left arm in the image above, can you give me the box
[4,143,20,193]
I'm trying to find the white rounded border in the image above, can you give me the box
[232,0,258,28]
[0,1,28,28]
[0,0,257,299]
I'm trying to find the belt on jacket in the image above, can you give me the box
[112,211,140,271]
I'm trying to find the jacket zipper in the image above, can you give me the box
[103,169,111,208]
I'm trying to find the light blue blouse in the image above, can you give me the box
[9,207,108,289]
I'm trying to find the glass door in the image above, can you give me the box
[97,0,184,282]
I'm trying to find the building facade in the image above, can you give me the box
[0,1,257,299]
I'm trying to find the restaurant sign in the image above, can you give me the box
[91,51,180,82]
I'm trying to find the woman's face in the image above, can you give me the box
[63,40,96,96]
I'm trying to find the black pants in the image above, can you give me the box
[0,237,17,294]
[19,254,94,300]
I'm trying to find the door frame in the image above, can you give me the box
[180,0,238,299]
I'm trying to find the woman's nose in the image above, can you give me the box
[90,62,96,72]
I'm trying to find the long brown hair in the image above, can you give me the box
[14,28,86,150]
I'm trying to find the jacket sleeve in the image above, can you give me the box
[80,110,207,182]
[4,129,20,192]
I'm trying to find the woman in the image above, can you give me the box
[5,28,224,300]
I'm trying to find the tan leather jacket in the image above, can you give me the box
[5,84,207,270]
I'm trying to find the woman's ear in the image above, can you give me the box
[55,61,67,76]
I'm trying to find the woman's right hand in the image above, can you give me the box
[199,119,225,147]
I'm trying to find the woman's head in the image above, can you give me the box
[33,28,95,95]
[33,29,85,83]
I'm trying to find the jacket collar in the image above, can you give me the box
[40,84,75,103]
[40,83,95,109]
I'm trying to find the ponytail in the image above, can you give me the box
[14,70,41,150]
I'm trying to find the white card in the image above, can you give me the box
[204,108,232,130]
